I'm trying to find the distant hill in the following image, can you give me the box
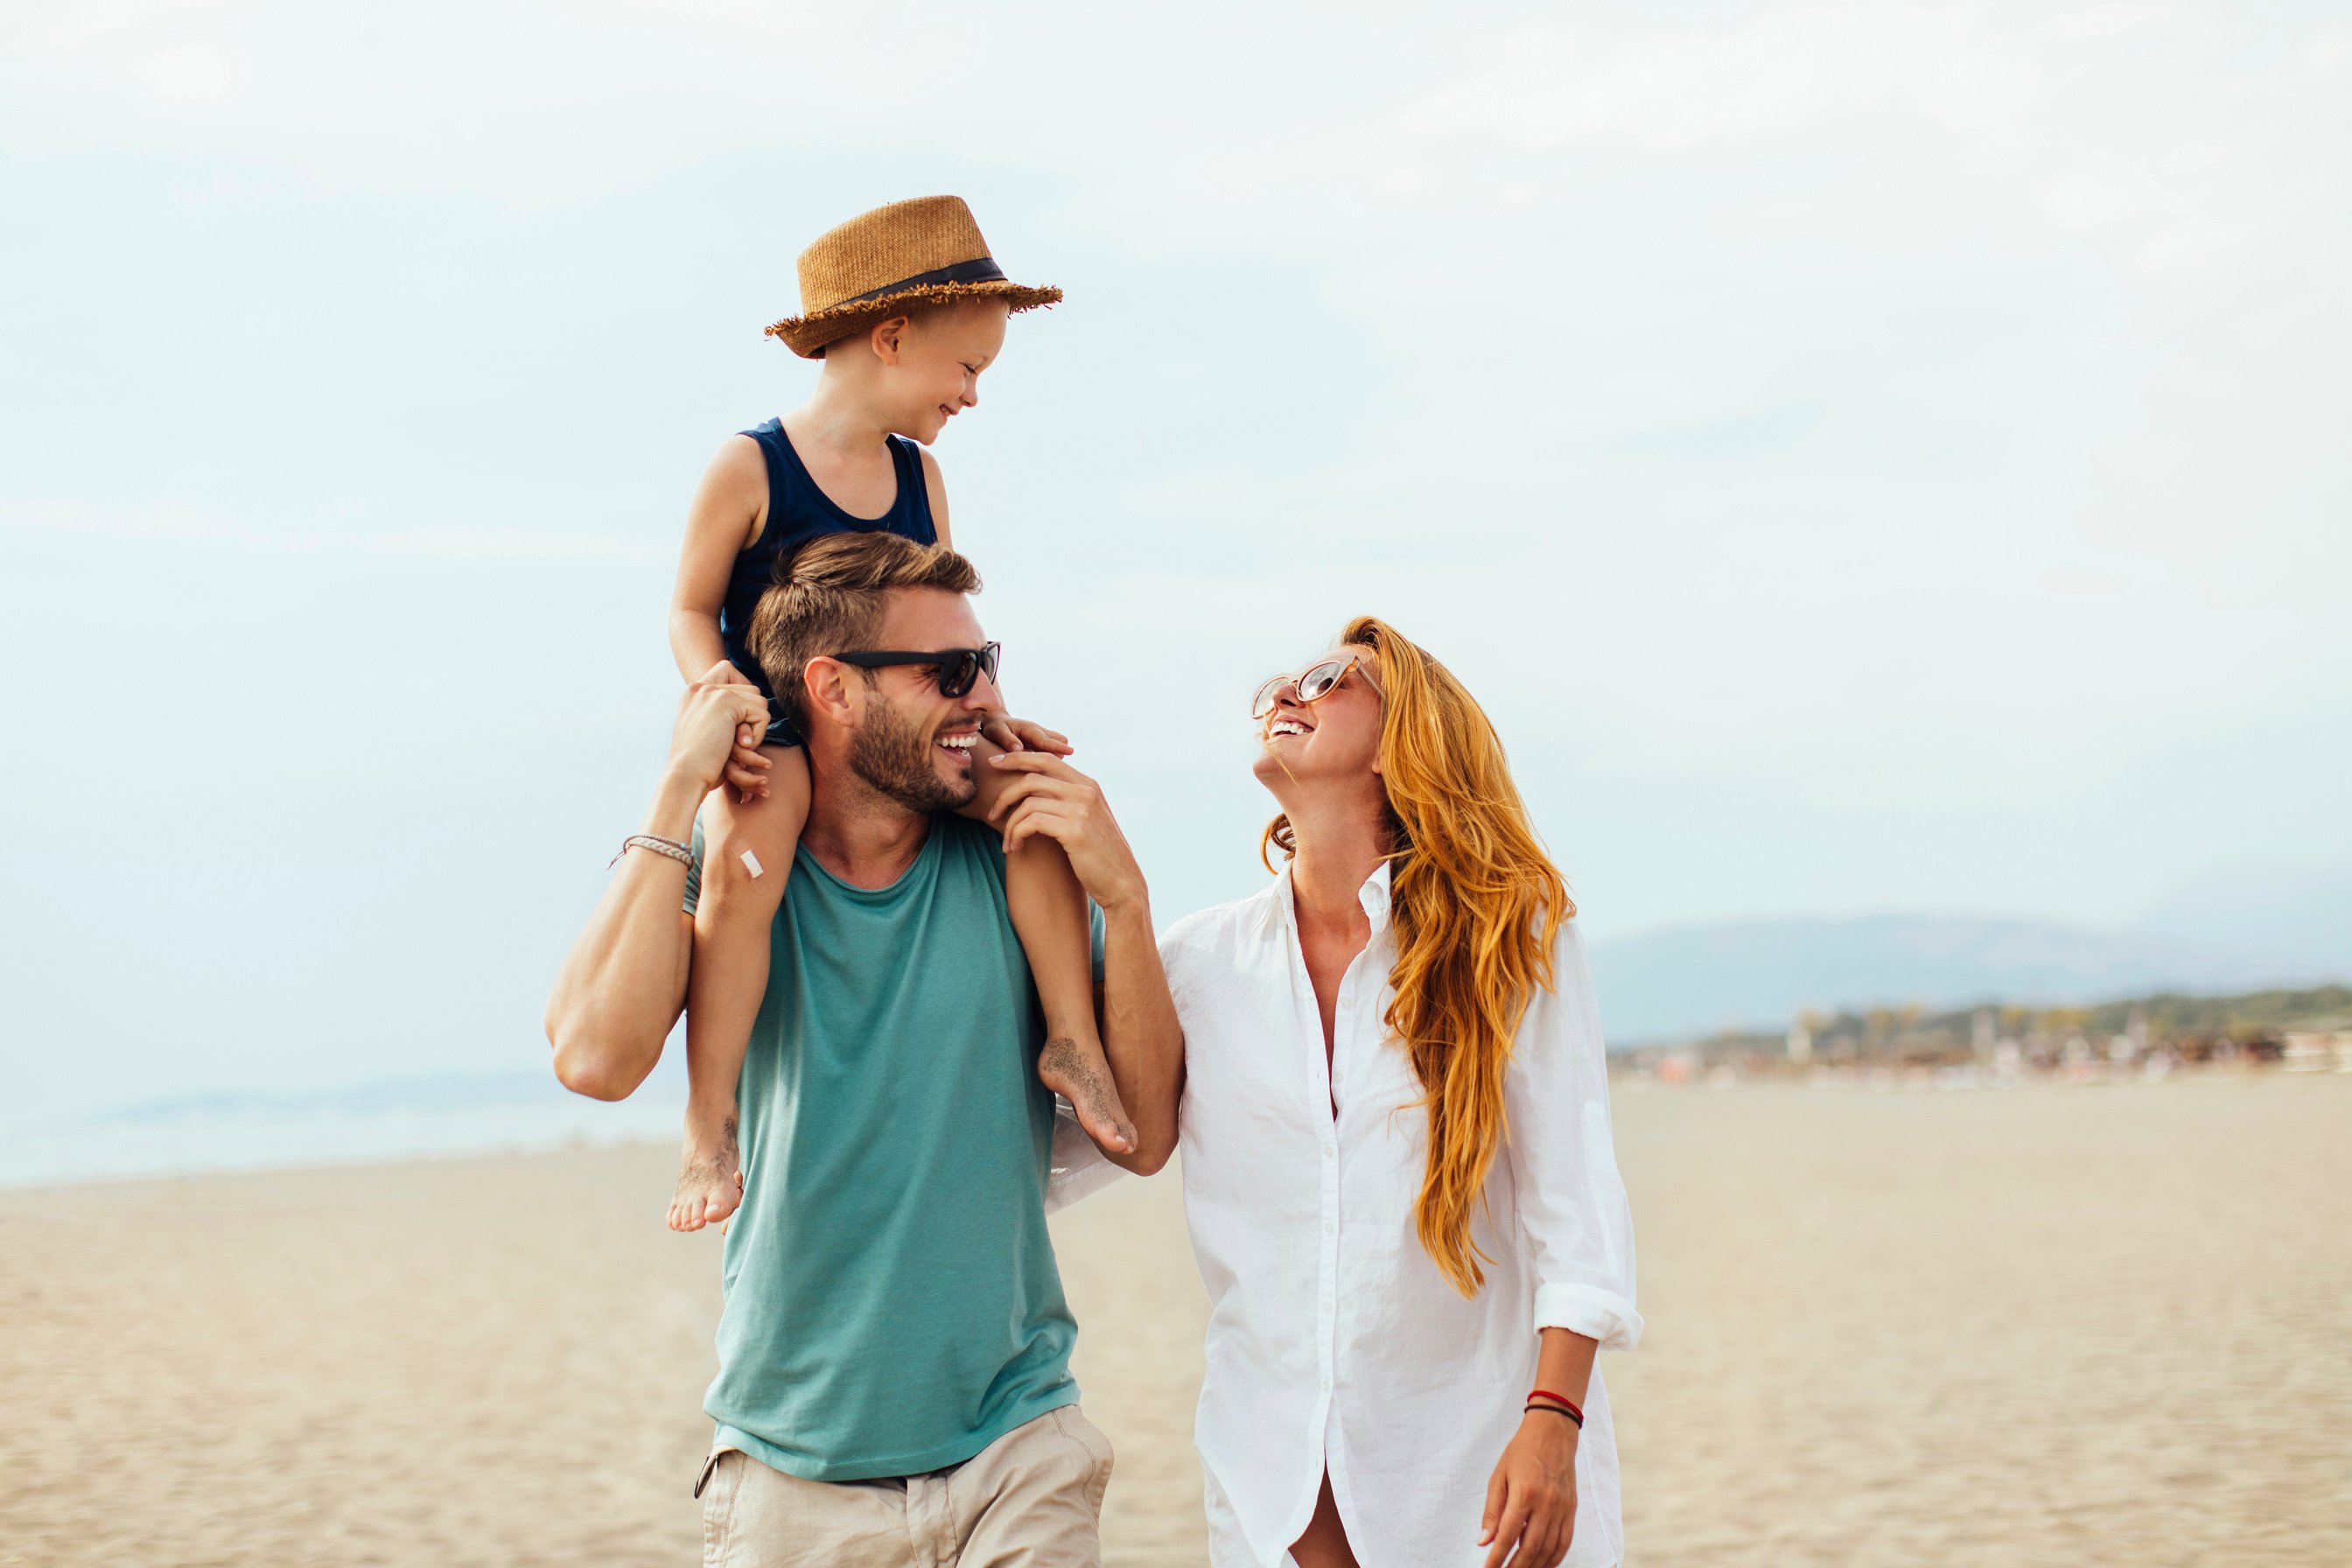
[1586,914,2348,1045]
[2136,863,2352,979]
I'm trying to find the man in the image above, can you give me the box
[544,531,1182,1566]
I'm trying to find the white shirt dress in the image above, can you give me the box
[1054,862,1642,1568]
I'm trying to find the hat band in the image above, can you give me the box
[831,256,1007,308]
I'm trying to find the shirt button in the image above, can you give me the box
[1322,1144,1335,1160]
[1320,1376,1332,1392]
[1323,1222,1335,1236]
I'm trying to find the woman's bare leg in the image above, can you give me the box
[1289,1474,1360,1568]
[669,745,809,1231]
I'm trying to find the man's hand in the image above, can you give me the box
[1478,1411,1579,1568]
[693,661,774,803]
[981,712,1074,757]
[983,752,1143,913]
[673,671,775,800]
[987,750,1183,1178]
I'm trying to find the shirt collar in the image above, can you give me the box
[1265,858,1395,936]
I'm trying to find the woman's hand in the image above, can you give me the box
[1479,1410,1579,1568]
[980,711,1074,756]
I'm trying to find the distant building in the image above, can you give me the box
[1787,1018,1812,1065]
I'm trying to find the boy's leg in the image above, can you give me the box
[671,745,809,1232]
[961,740,1135,1154]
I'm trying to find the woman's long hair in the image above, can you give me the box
[1261,616,1573,1298]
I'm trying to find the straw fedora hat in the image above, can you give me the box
[764,196,1062,358]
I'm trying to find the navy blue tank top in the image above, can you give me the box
[720,418,938,711]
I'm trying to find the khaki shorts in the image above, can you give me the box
[696,1405,1115,1568]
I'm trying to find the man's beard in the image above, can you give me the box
[847,694,976,814]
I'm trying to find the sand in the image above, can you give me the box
[4,1074,2348,1566]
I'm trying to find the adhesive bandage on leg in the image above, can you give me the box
[738,850,765,879]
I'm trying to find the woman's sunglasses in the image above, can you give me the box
[1250,654,1369,720]
[832,642,1003,698]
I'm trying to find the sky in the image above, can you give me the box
[3,0,2348,1125]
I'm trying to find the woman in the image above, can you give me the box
[1156,617,1642,1568]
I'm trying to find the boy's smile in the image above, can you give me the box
[886,298,1010,444]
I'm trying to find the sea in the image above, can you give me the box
[0,1071,689,1189]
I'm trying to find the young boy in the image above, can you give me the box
[664,195,1132,1230]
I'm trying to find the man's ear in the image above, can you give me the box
[802,657,859,729]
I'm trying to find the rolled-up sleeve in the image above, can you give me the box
[1502,921,1643,1351]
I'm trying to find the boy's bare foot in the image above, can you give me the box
[668,1117,742,1232]
[1040,1035,1136,1154]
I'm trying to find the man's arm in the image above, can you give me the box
[544,679,769,1100]
[985,752,1185,1175]
[1091,892,1185,1175]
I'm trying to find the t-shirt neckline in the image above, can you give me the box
[791,816,944,903]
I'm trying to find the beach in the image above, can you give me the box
[4,1074,2347,1566]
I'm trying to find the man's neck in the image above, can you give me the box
[798,763,934,891]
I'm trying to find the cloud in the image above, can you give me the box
[131,41,229,99]
[368,528,664,564]
[3,502,660,563]
[2137,215,2248,270]
[2045,4,2165,43]
[2035,150,2186,228]
[1401,8,2035,154]
[44,0,227,46]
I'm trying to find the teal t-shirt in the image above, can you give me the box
[683,812,1102,1481]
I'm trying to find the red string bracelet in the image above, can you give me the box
[1528,1390,1585,1426]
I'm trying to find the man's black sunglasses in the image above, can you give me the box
[830,642,1002,698]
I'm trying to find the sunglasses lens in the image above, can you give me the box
[1251,677,1287,719]
[944,645,1000,698]
[1297,662,1346,702]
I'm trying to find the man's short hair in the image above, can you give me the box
[747,533,983,732]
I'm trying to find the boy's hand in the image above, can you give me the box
[668,679,774,796]
[982,713,1074,757]
[725,734,773,803]
[697,661,774,802]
